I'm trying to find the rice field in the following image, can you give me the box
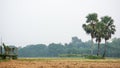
[0,58,120,68]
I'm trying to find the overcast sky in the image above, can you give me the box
[0,0,120,47]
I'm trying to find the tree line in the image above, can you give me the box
[18,37,120,58]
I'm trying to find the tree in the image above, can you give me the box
[48,43,65,57]
[82,13,98,55]
[18,44,48,57]
[101,16,116,57]
[94,22,105,56]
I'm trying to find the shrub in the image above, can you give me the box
[59,54,82,57]
[85,55,104,59]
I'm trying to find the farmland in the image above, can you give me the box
[0,58,120,68]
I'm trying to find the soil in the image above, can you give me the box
[0,60,120,68]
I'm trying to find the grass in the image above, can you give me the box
[1,57,120,62]
[17,57,120,62]
[18,57,83,61]
[0,59,10,62]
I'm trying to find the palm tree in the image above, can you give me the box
[82,13,98,55]
[94,22,105,56]
[101,16,116,57]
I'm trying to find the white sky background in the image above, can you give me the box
[0,0,120,47]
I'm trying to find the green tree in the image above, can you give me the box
[95,22,105,56]
[82,13,98,55]
[101,16,116,57]
[48,43,65,57]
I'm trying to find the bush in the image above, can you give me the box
[85,55,104,59]
[12,55,18,59]
[59,54,82,57]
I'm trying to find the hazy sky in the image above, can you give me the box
[0,0,120,47]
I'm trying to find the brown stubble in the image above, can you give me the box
[0,60,120,68]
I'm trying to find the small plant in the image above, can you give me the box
[59,54,82,57]
[85,55,104,59]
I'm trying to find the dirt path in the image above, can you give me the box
[0,60,120,68]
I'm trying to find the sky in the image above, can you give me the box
[0,0,120,47]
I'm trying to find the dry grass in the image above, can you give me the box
[0,58,120,68]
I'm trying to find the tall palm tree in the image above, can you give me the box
[94,22,105,56]
[82,13,98,55]
[101,16,116,57]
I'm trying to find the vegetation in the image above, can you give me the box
[18,37,120,58]
[101,16,116,57]
[84,55,103,59]
[59,54,82,57]
[82,13,116,57]
[82,13,98,55]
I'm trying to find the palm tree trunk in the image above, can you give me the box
[91,38,94,55]
[97,42,100,56]
[103,40,107,58]
[0,46,2,54]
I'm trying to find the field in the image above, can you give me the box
[0,58,120,68]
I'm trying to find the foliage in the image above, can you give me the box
[18,37,120,58]
[82,13,98,55]
[84,55,103,59]
[83,13,116,57]
[59,54,82,57]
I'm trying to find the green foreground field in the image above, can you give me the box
[18,57,120,61]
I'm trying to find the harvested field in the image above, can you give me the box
[0,58,120,68]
